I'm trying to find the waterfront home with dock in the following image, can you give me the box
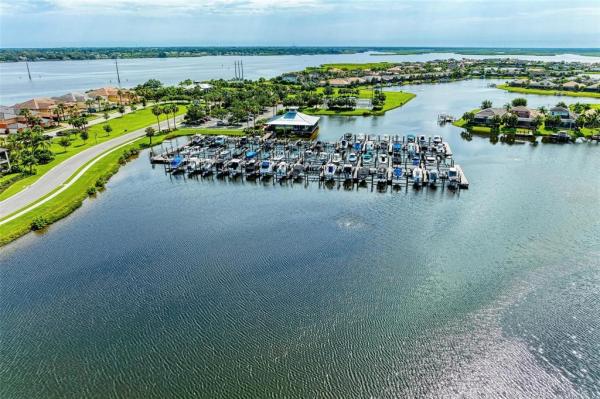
[265,107,320,136]
[473,108,508,124]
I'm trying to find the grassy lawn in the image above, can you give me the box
[167,128,245,138]
[319,62,396,71]
[453,116,597,137]
[0,104,187,201]
[496,84,600,98]
[304,90,415,116]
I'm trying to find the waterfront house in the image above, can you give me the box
[584,82,600,92]
[13,97,57,119]
[0,106,20,132]
[511,106,541,127]
[473,108,508,124]
[529,80,557,89]
[265,107,320,136]
[53,92,92,110]
[549,106,578,128]
[509,79,529,87]
[87,87,131,104]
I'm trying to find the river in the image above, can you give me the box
[1,51,599,104]
[1,77,599,398]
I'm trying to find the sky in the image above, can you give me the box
[1,0,599,48]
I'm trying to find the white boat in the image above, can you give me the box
[342,163,353,180]
[259,160,273,177]
[324,162,337,180]
[291,163,305,180]
[227,159,242,177]
[187,156,201,173]
[364,140,374,152]
[275,161,288,179]
[426,156,437,166]
[433,135,442,145]
[357,166,370,182]
[447,167,458,186]
[412,167,423,186]
[407,142,417,157]
[332,152,343,165]
[201,159,214,176]
[348,152,358,165]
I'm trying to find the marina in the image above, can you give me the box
[151,133,469,190]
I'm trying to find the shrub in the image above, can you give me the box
[31,216,49,231]
[95,177,107,188]
[87,186,97,196]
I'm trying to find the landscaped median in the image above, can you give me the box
[0,104,187,201]
[0,128,242,246]
[496,84,600,99]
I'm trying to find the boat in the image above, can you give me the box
[433,135,442,145]
[259,160,273,177]
[187,157,201,174]
[357,166,370,182]
[227,158,242,177]
[407,134,416,143]
[290,163,305,180]
[201,159,215,176]
[324,162,337,181]
[377,153,388,166]
[376,165,388,185]
[332,152,343,165]
[392,142,402,154]
[428,169,439,186]
[275,161,288,179]
[447,167,458,187]
[412,167,423,186]
[362,152,374,166]
[392,166,403,185]
[342,163,353,180]
[244,159,258,177]
[348,152,358,165]
[364,140,374,152]
[407,142,417,157]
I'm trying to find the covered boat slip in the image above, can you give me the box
[265,107,320,136]
[151,133,469,191]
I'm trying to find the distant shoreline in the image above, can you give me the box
[1,47,600,62]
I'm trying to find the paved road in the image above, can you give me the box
[0,116,182,220]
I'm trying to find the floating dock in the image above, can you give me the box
[150,133,469,192]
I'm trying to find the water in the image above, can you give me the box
[1,79,600,398]
[2,51,599,104]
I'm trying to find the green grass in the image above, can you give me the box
[496,84,600,98]
[0,105,187,201]
[167,128,245,138]
[304,90,415,116]
[319,62,396,71]
[453,115,598,137]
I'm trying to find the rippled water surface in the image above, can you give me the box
[1,79,599,398]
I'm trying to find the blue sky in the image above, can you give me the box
[1,0,599,48]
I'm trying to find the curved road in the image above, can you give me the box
[0,117,182,221]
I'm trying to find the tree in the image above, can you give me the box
[324,85,334,96]
[162,104,172,130]
[537,106,548,115]
[145,127,156,145]
[184,103,207,124]
[118,104,126,115]
[490,114,502,132]
[171,104,179,129]
[103,112,110,120]
[103,124,113,136]
[152,105,163,132]
[511,98,527,107]
[556,101,567,108]
[80,130,89,144]
[531,115,544,132]
[502,112,518,128]
[462,111,475,125]
[58,136,71,153]
[481,100,492,109]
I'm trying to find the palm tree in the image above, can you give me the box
[85,99,94,113]
[145,127,156,145]
[117,89,123,105]
[537,106,547,115]
[171,105,179,129]
[95,96,103,111]
[152,105,163,132]
[163,105,172,130]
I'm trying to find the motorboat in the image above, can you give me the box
[392,142,402,154]
[428,169,439,186]
[392,166,403,185]
[407,142,417,157]
[275,161,288,179]
[187,157,201,174]
[332,152,343,165]
[291,163,305,180]
[433,135,442,145]
[218,150,231,160]
[426,156,437,166]
[348,152,358,165]
[406,134,416,143]
[227,159,242,177]
[447,167,458,187]
[357,166,370,182]
[244,159,258,177]
[362,152,374,166]
[377,153,388,166]
[214,135,226,146]
[376,165,388,185]
[412,167,423,186]
[324,162,337,181]
[318,152,329,164]
[259,160,273,177]
[364,140,374,152]
[342,163,353,180]
[201,159,215,176]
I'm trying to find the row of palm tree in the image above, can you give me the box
[151,104,179,133]
[0,126,53,174]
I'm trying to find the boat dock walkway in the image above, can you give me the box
[150,133,469,192]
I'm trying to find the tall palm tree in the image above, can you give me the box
[152,105,163,132]
[117,89,123,105]
[95,96,103,111]
[171,105,179,129]
[163,105,172,130]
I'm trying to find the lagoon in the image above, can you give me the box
[1,78,599,398]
